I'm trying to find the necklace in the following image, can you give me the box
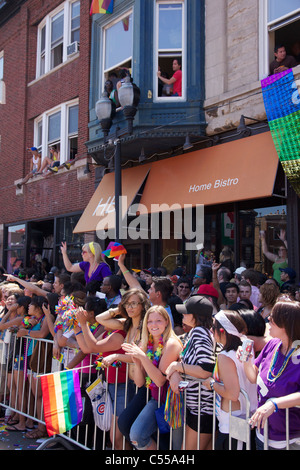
[267,341,298,383]
[145,334,164,389]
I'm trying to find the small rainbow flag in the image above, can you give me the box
[90,0,114,15]
[40,369,83,436]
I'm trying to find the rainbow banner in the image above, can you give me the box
[40,369,83,436]
[261,69,300,195]
[90,0,114,15]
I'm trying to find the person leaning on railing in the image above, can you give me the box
[240,300,300,450]
[166,296,216,450]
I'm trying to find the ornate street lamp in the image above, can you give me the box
[95,77,140,243]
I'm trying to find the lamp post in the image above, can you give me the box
[95,77,140,242]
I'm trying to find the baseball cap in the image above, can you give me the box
[30,147,38,151]
[234,267,246,275]
[175,295,213,317]
[279,267,296,279]
[197,284,219,299]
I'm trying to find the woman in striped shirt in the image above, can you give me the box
[166,295,215,450]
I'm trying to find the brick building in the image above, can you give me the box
[0,0,94,272]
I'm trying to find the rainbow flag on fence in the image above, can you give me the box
[261,69,300,195]
[40,369,83,436]
[90,0,114,15]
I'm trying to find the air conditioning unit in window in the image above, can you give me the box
[67,41,79,57]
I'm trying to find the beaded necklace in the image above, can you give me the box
[267,341,299,383]
[145,334,164,389]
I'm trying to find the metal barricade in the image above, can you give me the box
[0,334,299,451]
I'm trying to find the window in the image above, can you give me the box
[102,11,133,88]
[260,0,300,77]
[154,1,185,100]
[34,100,79,163]
[36,1,80,78]
[5,224,26,274]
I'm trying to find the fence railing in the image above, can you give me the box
[0,333,298,450]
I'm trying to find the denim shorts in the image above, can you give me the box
[108,380,135,417]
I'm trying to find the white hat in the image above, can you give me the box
[234,267,246,275]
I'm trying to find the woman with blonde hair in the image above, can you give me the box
[121,305,182,450]
[60,240,111,284]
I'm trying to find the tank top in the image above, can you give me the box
[213,349,257,434]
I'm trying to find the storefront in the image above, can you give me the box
[74,131,298,279]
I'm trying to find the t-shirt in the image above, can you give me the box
[254,338,300,445]
[79,261,112,284]
[269,55,298,75]
[182,326,215,415]
[172,70,182,96]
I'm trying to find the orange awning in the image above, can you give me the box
[138,132,279,213]
[73,163,151,234]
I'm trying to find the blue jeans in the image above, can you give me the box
[118,386,147,442]
[129,398,159,450]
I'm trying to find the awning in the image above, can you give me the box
[138,132,279,213]
[73,163,151,234]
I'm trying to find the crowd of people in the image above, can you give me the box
[0,238,300,451]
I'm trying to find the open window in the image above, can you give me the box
[102,11,133,93]
[154,1,185,100]
[260,0,300,77]
[36,1,80,79]
[33,100,78,164]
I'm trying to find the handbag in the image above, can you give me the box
[163,386,184,429]
[86,377,112,432]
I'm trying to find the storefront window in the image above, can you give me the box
[55,215,84,266]
[5,224,26,273]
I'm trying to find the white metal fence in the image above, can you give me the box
[0,333,298,450]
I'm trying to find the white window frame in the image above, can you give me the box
[259,0,300,78]
[36,0,80,79]
[34,99,79,164]
[101,9,133,94]
[153,0,186,102]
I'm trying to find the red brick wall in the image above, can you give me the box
[0,0,93,225]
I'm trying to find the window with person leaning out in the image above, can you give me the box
[157,58,182,97]
[269,44,299,75]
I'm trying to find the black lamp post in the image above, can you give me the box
[95,77,140,242]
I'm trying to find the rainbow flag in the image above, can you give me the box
[261,69,300,195]
[41,369,83,436]
[90,0,114,15]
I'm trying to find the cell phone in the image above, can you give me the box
[178,380,189,390]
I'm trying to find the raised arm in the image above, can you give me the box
[260,231,277,262]
[60,241,82,273]
[3,274,49,298]
[118,253,144,291]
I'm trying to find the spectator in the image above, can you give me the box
[60,241,112,285]
[242,300,300,450]
[220,283,239,310]
[257,282,280,322]
[203,310,257,450]
[260,229,288,286]
[241,269,261,308]
[104,79,120,108]
[192,266,212,294]
[279,267,297,293]
[197,284,220,314]
[157,58,182,97]
[233,267,246,285]
[17,147,41,188]
[122,305,182,450]
[38,145,60,174]
[269,44,298,75]
[176,277,192,303]
[166,296,215,450]
[100,275,122,308]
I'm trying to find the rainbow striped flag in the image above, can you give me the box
[40,369,83,436]
[90,0,114,15]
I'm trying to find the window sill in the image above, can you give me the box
[15,156,89,195]
[27,53,80,88]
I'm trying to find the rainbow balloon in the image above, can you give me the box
[261,69,300,195]
[40,369,83,436]
[102,242,127,259]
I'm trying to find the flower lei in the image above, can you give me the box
[145,334,164,389]
[267,341,299,383]
[21,316,31,328]
[94,355,122,370]
[54,295,78,333]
